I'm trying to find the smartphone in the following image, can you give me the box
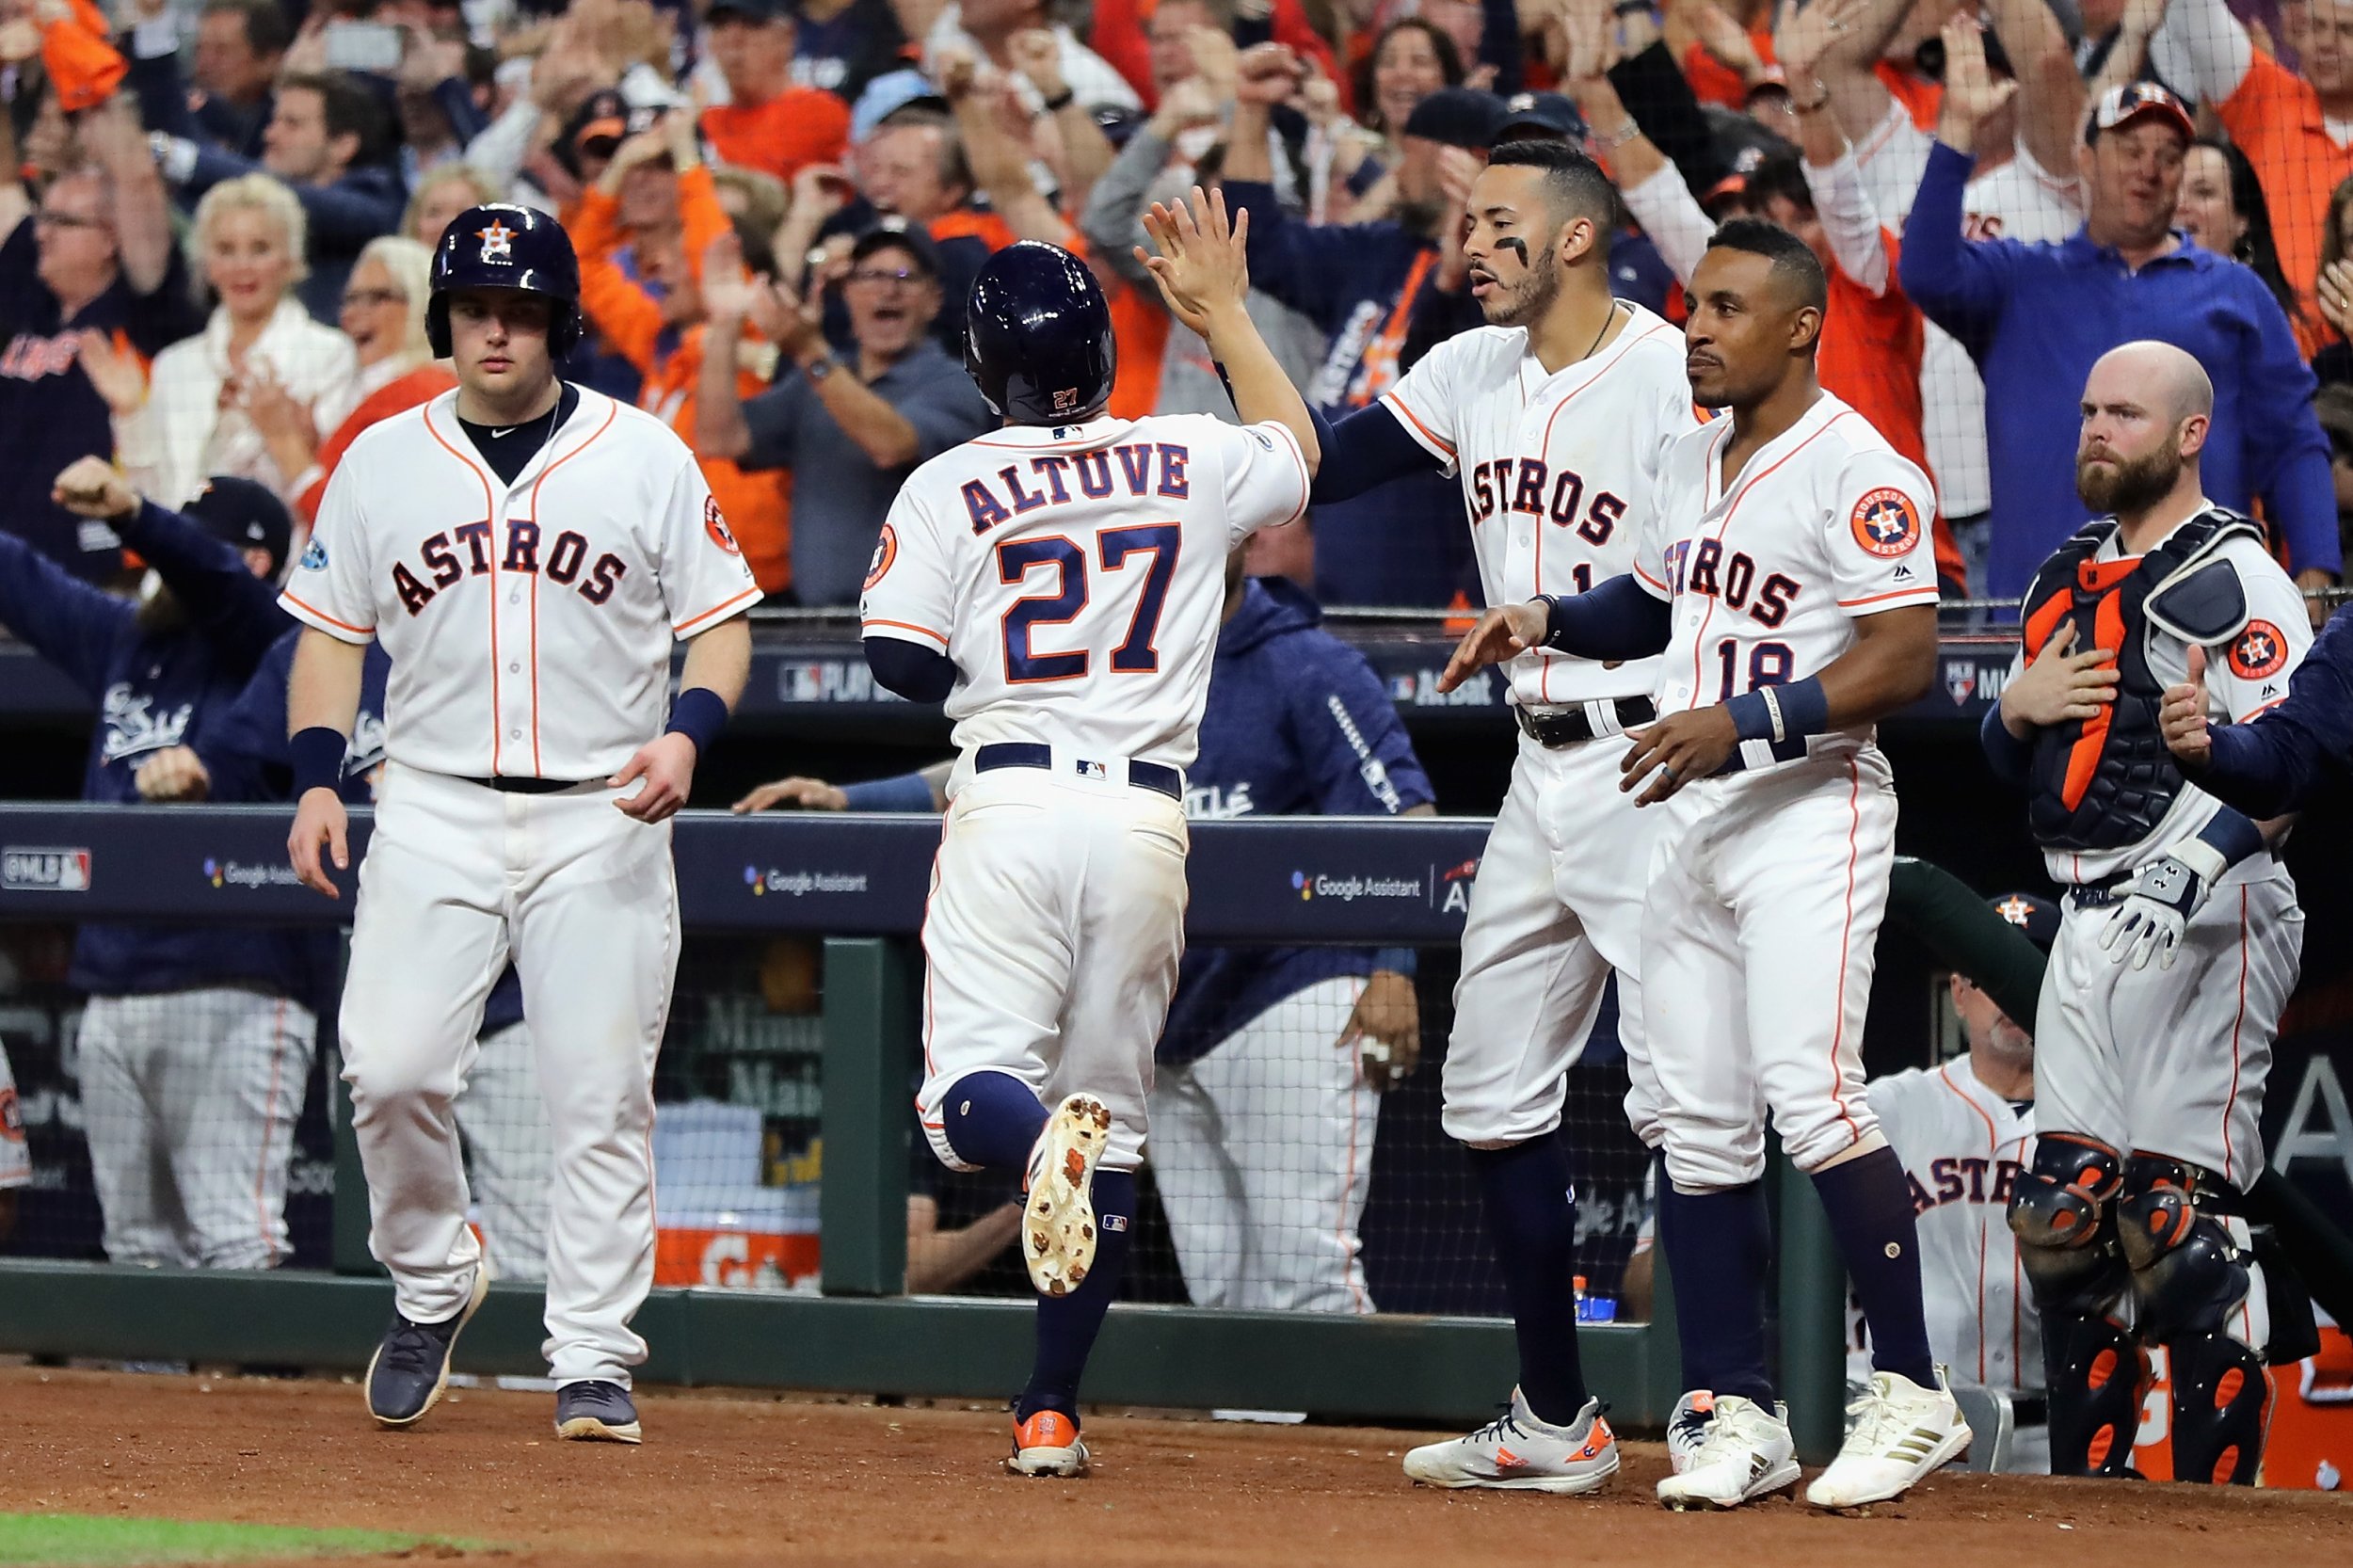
[324,20,404,73]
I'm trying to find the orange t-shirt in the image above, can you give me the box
[639,328,793,595]
[700,88,853,184]
[2218,53,2351,325]
[931,208,1168,415]
[296,363,459,523]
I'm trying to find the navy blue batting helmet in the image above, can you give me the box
[964,241,1116,424]
[425,203,584,360]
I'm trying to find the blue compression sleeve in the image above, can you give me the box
[863,637,957,704]
[2195,807,2266,867]
[1307,403,1446,504]
[1539,575,1673,661]
[840,772,940,811]
[1979,705,2032,791]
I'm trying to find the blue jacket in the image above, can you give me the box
[0,502,308,998]
[1899,140,2340,599]
[209,632,526,1032]
[1157,580,1434,1065]
[1220,180,1477,608]
[2201,608,2353,818]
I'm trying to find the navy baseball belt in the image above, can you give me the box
[1515,696,1657,748]
[465,775,593,795]
[974,742,1180,800]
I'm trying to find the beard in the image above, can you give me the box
[1484,243,1561,329]
[2076,442,2182,515]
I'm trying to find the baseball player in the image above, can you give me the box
[200,632,552,1283]
[858,196,1318,1478]
[14,460,312,1271]
[1445,219,1970,1511]
[1983,340,2307,1485]
[1855,874,2054,1475]
[280,203,759,1444]
[1302,136,1695,1492]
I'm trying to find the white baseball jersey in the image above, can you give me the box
[281,387,761,779]
[1846,1062,2040,1398]
[2019,518,2313,887]
[0,1039,27,1191]
[859,413,1310,770]
[1380,308,1699,707]
[1637,391,1941,765]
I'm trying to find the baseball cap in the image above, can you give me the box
[1987,891,2061,952]
[849,218,943,280]
[1401,87,1507,152]
[1494,90,1584,143]
[185,476,293,573]
[853,68,951,145]
[2085,81,2193,148]
[708,0,791,22]
[559,88,661,177]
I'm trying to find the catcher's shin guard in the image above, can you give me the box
[2011,1135,2141,1477]
[2117,1153,2269,1486]
[2041,1311,2148,1477]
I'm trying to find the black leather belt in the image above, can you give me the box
[1514,696,1657,748]
[975,742,1179,800]
[464,775,591,795]
[2066,875,2135,909]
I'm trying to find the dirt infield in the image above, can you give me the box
[5,1367,2349,1568]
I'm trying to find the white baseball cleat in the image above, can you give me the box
[1665,1390,1715,1475]
[1655,1394,1801,1511]
[1401,1389,1620,1495]
[1804,1368,1972,1509]
[1023,1094,1112,1297]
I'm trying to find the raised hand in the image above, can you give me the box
[701,231,758,324]
[1436,600,1549,693]
[1137,184,1252,337]
[1007,27,1066,101]
[51,455,137,520]
[1936,14,2015,141]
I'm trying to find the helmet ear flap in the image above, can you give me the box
[424,295,453,359]
[550,302,584,359]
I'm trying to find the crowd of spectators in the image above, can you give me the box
[1,0,2349,610]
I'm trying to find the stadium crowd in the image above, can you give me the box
[2,0,2348,611]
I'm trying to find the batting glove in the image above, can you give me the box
[2099,840,2228,970]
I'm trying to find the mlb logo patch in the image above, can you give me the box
[1849,488,1922,558]
[1076,760,1109,781]
[299,538,328,571]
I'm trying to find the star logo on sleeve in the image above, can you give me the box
[2226,620,2287,680]
[1849,488,1923,558]
[477,219,518,262]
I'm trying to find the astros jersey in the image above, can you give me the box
[1638,392,1939,765]
[859,413,1311,770]
[1381,307,1697,707]
[281,387,761,780]
[1846,1064,2041,1398]
[2016,521,2313,886]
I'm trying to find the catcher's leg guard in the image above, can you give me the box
[2117,1154,2268,1486]
[2010,1134,2140,1476]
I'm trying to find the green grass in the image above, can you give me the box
[0,1513,453,1565]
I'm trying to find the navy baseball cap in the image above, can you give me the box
[1494,90,1584,143]
[1402,87,1507,151]
[1988,892,2061,952]
[185,476,294,572]
[851,219,943,280]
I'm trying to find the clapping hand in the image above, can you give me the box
[1138,184,1251,338]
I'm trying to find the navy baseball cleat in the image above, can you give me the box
[365,1259,491,1428]
[555,1380,643,1444]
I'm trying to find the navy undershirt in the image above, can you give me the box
[456,381,582,486]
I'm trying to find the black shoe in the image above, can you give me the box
[365,1260,491,1428]
[555,1380,643,1444]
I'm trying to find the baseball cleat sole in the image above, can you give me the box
[1025,1094,1112,1297]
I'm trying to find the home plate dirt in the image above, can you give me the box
[5,1367,2348,1567]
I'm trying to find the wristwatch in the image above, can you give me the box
[1040,87,1076,112]
[803,353,838,382]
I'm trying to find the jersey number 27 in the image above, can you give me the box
[998,525,1179,682]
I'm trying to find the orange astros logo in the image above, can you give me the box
[2228,620,2287,680]
[1849,488,1921,558]
[704,495,741,556]
[477,219,517,261]
[864,524,897,590]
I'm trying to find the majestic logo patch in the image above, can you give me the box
[864,523,897,590]
[2227,619,2287,680]
[1849,488,1922,558]
[477,219,517,262]
[299,538,328,571]
[703,494,741,556]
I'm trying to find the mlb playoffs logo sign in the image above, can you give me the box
[2,847,92,892]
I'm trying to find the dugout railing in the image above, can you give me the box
[0,805,1850,1457]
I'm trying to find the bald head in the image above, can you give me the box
[2090,341,2214,424]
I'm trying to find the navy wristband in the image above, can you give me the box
[840,771,940,812]
[1727,690,1774,742]
[664,686,730,757]
[2195,808,2266,868]
[1370,946,1418,981]
[1727,677,1827,744]
[290,726,346,797]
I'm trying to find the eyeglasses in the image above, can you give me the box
[850,266,927,286]
[341,288,406,309]
[33,210,110,232]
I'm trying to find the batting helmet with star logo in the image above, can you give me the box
[425,203,584,360]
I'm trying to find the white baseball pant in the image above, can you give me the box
[1445,728,1662,1149]
[77,987,315,1269]
[1150,975,1379,1314]
[2035,864,2302,1188]
[339,763,678,1387]
[916,757,1190,1176]
[1642,748,1897,1191]
[457,1019,552,1284]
